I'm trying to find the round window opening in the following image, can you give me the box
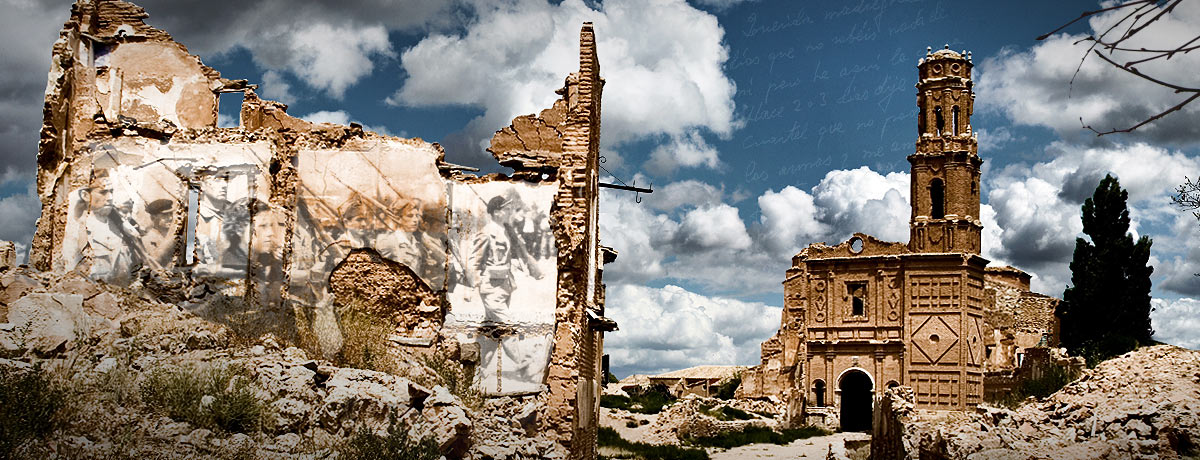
[951,63,961,73]
[929,334,940,343]
[849,237,864,254]
[932,63,943,74]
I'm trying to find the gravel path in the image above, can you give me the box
[707,432,868,459]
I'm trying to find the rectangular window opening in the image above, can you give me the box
[848,282,867,316]
[217,92,244,128]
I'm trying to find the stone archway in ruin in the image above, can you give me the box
[838,369,873,432]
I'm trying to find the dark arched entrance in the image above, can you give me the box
[839,369,873,432]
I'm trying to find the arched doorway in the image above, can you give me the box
[839,369,873,432]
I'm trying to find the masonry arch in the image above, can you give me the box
[930,178,945,219]
[837,368,874,432]
[812,379,826,407]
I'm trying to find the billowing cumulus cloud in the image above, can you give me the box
[604,283,780,377]
[757,185,827,255]
[985,142,1200,294]
[645,179,726,212]
[645,130,723,176]
[1151,297,1200,350]
[391,0,738,167]
[676,204,752,251]
[810,167,911,243]
[977,2,1200,145]
[602,166,914,295]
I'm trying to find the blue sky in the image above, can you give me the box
[2,0,1198,378]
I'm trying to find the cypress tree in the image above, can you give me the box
[1056,174,1154,364]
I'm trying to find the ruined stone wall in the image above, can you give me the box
[30,2,607,457]
[980,266,1058,371]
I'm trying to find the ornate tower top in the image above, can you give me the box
[908,45,983,255]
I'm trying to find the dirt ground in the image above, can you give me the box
[707,432,868,460]
[600,405,869,459]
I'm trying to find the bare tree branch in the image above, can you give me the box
[1043,0,1197,136]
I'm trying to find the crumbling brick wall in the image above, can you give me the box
[981,266,1059,371]
[30,1,609,457]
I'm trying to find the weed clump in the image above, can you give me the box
[597,426,708,460]
[0,365,65,457]
[140,364,267,433]
[339,416,440,460]
[698,404,754,421]
[600,384,675,414]
[684,425,830,449]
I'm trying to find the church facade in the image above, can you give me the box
[739,47,1055,432]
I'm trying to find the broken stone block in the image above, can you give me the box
[0,241,14,272]
[85,292,123,320]
[0,271,43,306]
[1,293,88,355]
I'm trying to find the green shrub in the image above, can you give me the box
[597,427,708,460]
[685,425,830,449]
[714,373,741,400]
[340,416,440,460]
[601,384,676,414]
[699,404,754,421]
[625,420,638,428]
[420,352,481,411]
[0,365,64,457]
[140,364,266,433]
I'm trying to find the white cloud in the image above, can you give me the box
[599,188,676,284]
[757,185,826,255]
[985,141,1200,294]
[676,204,752,251]
[979,203,1008,267]
[300,110,353,125]
[1157,213,1200,296]
[601,166,913,295]
[391,0,738,166]
[0,0,73,187]
[1151,297,1200,350]
[976,1,1200,145]
[604,283,780,377]
[976,127,1024,151]
[133,0,449,99]
[260,70,297,105]
[645,179,725,212]
[277,24,393,99]
[691,0,756,9]
[644,130,722,175]
[810,167,911,242]
[217,113,238,129]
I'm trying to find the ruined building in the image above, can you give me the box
[29,1,614,457]
[738,46,1058,431]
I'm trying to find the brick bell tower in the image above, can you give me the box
[909,45,983,254]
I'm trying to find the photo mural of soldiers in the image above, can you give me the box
[81,167,147,284]
[448,182,557,326]
[470,193,544,323]
[289,147,449,357]
[472,331,554,395]
[195,167,257,278]
[142,198,176,269]
[377,197,446,287]
[446,181,557,394]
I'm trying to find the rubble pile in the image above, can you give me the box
[0,266,564,459]
[612,395,781,445]
[883,345,1200,459]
